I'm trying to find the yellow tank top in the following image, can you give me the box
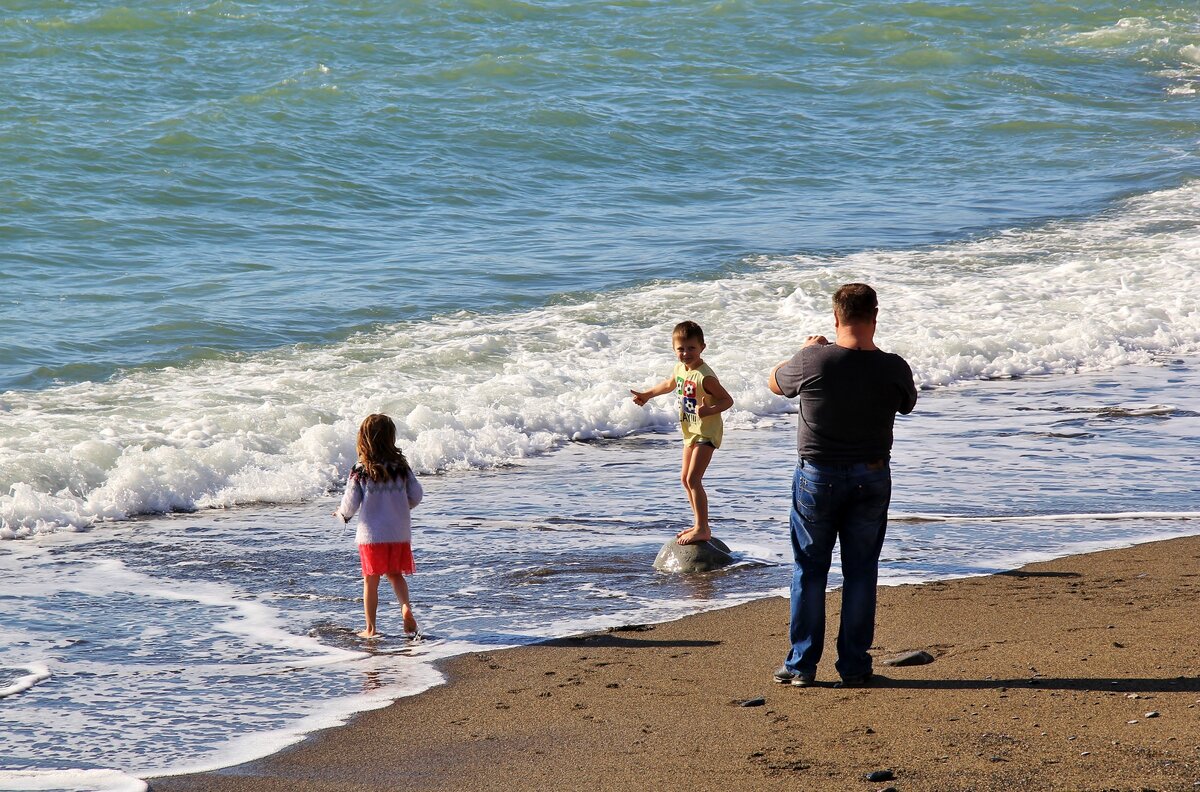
[673,361,723,448]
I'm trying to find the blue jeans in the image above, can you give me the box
[785,458,891,679]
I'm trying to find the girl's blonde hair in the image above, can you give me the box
[356,414,412,482]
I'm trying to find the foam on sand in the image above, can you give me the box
[0,771,146,792]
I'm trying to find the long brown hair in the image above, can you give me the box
[356,414,411,482]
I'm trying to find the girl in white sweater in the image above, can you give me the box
[334,414,424,638]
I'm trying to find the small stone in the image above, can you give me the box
[1128,720,1139,724]
[1126,693,1140,699]
[1080,751,1090,756]
[1145,711,1160,718]
[738,697,765,707]
[883,650,935,667]
[866,770,895,783]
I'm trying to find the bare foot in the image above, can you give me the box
[675,525,697,539]
[357,629,380,639]
[402,604,419,635]
[676,527,711,545]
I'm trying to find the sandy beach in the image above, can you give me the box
[148,534,1200,791]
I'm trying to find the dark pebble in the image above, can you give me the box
[738,697,766,707]
[882,650,935,667]
[866,769,895,782]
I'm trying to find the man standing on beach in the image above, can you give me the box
[768,283,917,688]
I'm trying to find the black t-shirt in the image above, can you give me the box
[774,344,917,464]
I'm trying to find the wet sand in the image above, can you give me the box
[151,534,1200,792]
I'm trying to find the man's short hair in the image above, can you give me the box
[672,320,705,345]
[833,283,878,324]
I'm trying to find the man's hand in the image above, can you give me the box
[803,335,829,347]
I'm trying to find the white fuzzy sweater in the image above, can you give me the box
[335,463,423,545]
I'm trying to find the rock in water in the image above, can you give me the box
[653,537,733,573]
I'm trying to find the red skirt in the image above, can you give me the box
[358,542,415,577]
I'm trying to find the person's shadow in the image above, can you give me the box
[540,631,720,649]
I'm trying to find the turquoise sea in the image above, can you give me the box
[4,0,1199,393]
[2,2,1199,790]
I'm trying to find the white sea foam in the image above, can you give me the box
[956,528,1200,574]
[1064,16,1162,47]
[0,770,146,792]
[3,181,1200,535]
[0,663,50,698]
[1,557,366,665]
[138,654,448,779]
[0,550,452,785]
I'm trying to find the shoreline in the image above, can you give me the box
[151,534,1200,792]
[9,357,1200,790]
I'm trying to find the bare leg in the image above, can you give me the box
[677,443,715,545]
[386,573,418,634]
[676,443,699,538]
[359,575,381,638]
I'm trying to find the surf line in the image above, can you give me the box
[895,511,1200,523]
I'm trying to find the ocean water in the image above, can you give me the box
[2,1,1200,789]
